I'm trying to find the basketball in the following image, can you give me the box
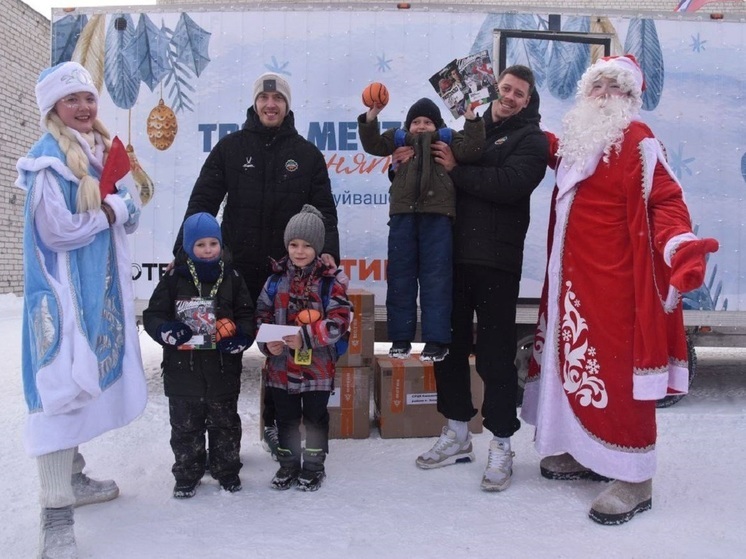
[215,317,237,341]
[296,308,322,325]
[362,82,390,108]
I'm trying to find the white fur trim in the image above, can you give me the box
[664,233,699,266]
[104,193,128,225]
[36,62,99,130]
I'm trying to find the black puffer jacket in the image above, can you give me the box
[174,108,339,300]
[450,91,548,276]
[142,253,255,401]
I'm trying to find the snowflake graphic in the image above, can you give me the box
[690,33,707,53]
[669,143,695,178]
[264,56,291,76]
[573,298,581,308]
[376,53,392,72]
[585,359,600,375]
[588,346,597,357]
[562,328,572,342]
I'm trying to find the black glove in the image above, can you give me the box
[217,332,251,354]
[157,321,192,346]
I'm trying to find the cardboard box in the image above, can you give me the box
[259,366,371,440]
[328,366,371,439]
[374,355,484,438]
[336,289,375,368]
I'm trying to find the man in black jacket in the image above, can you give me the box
[415,65,548,492]
[174,72,340,457]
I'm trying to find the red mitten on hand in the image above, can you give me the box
[670,238,719,292]
[99,136,131,199]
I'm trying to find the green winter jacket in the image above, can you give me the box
[358,115,484,217]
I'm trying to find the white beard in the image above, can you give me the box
[557,96,638,168]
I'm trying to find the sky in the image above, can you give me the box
[1,291,745,558]
[23,0,156,19]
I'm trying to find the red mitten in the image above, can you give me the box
[99,136,131,199]
[670,238,719,292]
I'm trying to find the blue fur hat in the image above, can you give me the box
[183,213,222,261]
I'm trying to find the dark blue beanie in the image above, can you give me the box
[183,213,222,262]
[405,97,445,130]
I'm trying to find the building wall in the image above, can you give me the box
[3,0,744,295]
[0,0,49,295]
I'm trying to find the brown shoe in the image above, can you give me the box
[540,453,611,481]
[589,479,652,525]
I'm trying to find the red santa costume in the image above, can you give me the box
[521,56,714,485]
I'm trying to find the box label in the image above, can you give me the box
[407,392,437,405]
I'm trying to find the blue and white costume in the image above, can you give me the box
[16,130,147,457]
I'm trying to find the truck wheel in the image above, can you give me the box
[656,335,697,408]
[514,334,534,406]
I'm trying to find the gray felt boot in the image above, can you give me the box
[71,473,119,507]
[38,506,77,559]
[588,479,653,525]
[540,453,612,482]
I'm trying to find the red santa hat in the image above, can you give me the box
[578,54,646,99]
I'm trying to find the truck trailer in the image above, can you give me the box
[49,2,746,399]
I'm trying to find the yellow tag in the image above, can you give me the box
[294,348,312,365]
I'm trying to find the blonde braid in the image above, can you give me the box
[46,113,103,212]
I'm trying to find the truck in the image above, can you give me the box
[49,2,745,402]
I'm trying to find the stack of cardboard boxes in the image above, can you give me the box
[374,355,484,438]
[327,289,375,439]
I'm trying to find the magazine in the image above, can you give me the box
[429,50,499,118]
[175,297,216,350]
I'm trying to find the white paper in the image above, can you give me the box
[256,323,301,342]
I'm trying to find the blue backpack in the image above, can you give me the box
[265,273,349,360]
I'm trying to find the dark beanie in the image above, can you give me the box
[405,98,444,130]
[183,212,222,261]
[284,205,325,255]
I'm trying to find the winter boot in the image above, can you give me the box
[540,453,612,482]
[71,473,119,507]
[416,427,475,469]
[420,342,449,363]
[173,479,201,499]
[218,474,242,493]
[39,505,77,559]
[262,422,280,461]
[480,440,515,492]
[389,341,412,359]
[270,448,301,490]
[297,448,326,492]
[589,479,653,525]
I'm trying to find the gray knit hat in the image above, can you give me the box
[284,204,325,255]
[253,72,291,111]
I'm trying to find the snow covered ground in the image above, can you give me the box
[1,292,744,558]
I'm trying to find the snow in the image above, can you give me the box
[1,292,745,558]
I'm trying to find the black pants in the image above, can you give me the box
[269,388,330,457]
[434,264,521,437]
[169,397,242,482]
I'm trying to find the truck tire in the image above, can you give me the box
[514,334,534,406]
[514,334,696,408]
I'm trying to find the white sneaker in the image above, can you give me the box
[416,427,475,469]
[481,440,514,492]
